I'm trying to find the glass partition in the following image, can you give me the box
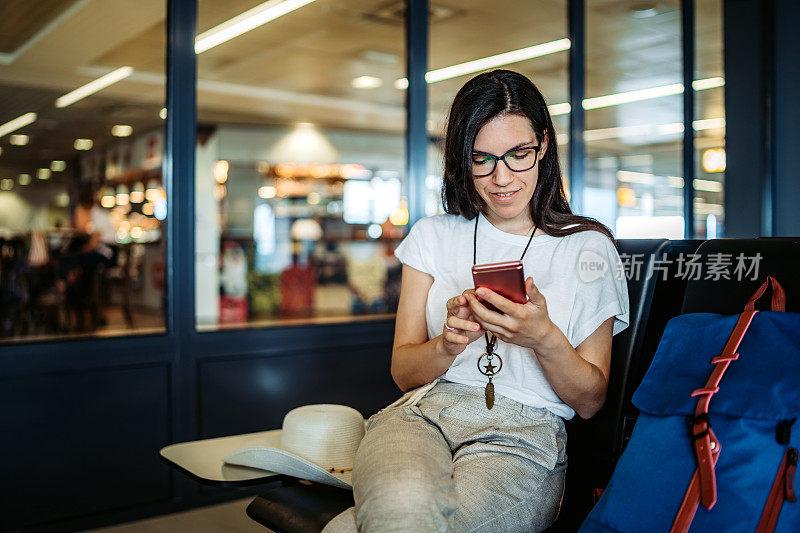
[695,0,725,238]
[195,0,406,330]
[427,0,570,215]
[0,0,166,342]
[585,0,684,238]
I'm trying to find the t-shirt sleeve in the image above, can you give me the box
[393,217,436,276]
[568,232,630,347]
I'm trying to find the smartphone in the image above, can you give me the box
[471,260,527,313]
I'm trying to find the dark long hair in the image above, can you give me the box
[441,69,614,241]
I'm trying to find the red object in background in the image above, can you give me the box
[153,261,165,290]
[280,264,315,315]
[220,295,248,324]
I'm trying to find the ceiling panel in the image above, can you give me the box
[0,0,725,173]
[0,0,78,54]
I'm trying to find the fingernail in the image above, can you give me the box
[476,288,485,296]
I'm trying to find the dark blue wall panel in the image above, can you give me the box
[199,344,399,439]
[0,365,171,529]
[773,0,800,236]
[723,0,768,237]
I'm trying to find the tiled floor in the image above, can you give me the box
[88,498,273,533]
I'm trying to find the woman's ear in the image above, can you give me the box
[539,131,549,159]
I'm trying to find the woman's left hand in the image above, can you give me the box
[465,277,555,350]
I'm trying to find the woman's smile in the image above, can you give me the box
[489,189,521,201]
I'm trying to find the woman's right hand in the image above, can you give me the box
[440,291,484,357]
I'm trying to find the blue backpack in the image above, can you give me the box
[580,277,798,533]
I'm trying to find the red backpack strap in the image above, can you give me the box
[756,447,797,533]
[672,277,788,532]
[745,276,786,312]
[670,310,757,533]
[670,278,786,532]
[671,434,722,533]
[689,309,758,509]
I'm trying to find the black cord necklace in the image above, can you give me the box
[473,215,536,409]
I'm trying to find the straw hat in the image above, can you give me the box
[223,404,365,489]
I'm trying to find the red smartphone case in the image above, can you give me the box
[471,260,527,312]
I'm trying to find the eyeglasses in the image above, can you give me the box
[471,145,540,177]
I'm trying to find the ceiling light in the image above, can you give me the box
[145,179,161,202]
[55,66,134,108]
[352,76,383,89]
[548,103,571,116]
[0,178,13,191]
[195,0,319,54]
[37,168,51,180]
[428,39,571,83]
[9,134,29,145]
[18,173,31,185]
[701,148,726,173]
[617,187,636,207]
[692,77,724,90]
[0,112,37,138]
[583,83,684,109]
[579,117,724,144]
[258,185,276,199]
[361,50,399,65]
[389,204,409,226]
[214,160,229,184]
[617,170,656,185]
[55,192,70,207]
[111,125,133,137]
[547,77,726,115]
[50,160,66,172]
[74,138,93,150]
[130,182,145,203]
[693,118,726,130]
[617,170,723,192]
[394,38,571,88]
[116,184,130,206]
[694,178,723,191]
[367,223,382,239]
[100,187,115,208]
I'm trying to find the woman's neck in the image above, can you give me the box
[482,211,537,236]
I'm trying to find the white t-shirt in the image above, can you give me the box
[394,213,630,419]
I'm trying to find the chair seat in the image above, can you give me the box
[246,480,354,533]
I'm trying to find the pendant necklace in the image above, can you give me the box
[473,215,536,409]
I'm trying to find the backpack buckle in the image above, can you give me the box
[686,413,711,440]
[777,419,796,445]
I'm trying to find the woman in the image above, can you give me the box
[326,70,629,532]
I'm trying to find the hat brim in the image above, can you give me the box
[223,446,352,489]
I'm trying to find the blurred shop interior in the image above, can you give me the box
[2,0,798,531]
[0,0,726,343]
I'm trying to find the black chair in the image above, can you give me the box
[549,239,669,532]
[246,239,671,533]
[568,238,800,531]
[618,239,703,451]
[681,238,800,314]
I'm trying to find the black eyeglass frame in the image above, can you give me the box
[471,145,541,177]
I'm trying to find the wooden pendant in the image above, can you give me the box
[485,380,495,409]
